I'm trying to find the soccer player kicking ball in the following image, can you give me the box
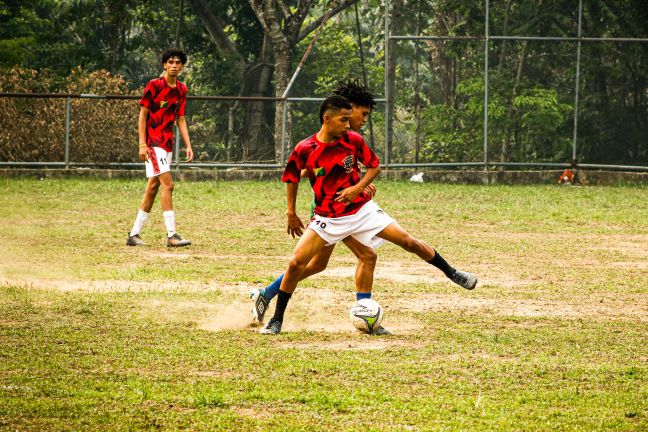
[254,81,476,334]
[259,95,477,335]
[251,80,385,332]
[126,48,193,247]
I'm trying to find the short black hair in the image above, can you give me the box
[319,95,352,124]
[162,48,187,65]
[333,78,376,110]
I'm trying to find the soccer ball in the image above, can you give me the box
[349,298,384,333]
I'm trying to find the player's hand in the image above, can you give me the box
[364,183,377,198]
[335,185,361,203]
[138,145,148,161]
[286,212,304,238]
[185,147,194,163]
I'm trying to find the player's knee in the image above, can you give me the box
[288,256,308,273]
[358,249,378,267]
[163,181,174,193]
[146,183,160,195]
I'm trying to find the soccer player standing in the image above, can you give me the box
[126,48,193,247]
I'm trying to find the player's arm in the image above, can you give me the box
[138,106,149,161]
[176,116,193,162]
[335,166,381,203]
[357,164,377,198]
[286,182,304,238]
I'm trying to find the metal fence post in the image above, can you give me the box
[483,0,490,170]
[572,0,583,164]
[174,125,180,170]
[64,96,71,169]
[280,99,288,165]
[384,0,391,167]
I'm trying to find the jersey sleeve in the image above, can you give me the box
[178,84,187,116]
[282,145,305,183]
[138,80,156,109]
[354,133,380,169]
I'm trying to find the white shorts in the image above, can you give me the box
[308,200,396,249]
[145,147,173,178]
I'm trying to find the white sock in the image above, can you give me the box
[129,209,149,237]
[163,210,176,238]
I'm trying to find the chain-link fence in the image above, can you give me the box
[1,0,647,171]
[385,0,648,170]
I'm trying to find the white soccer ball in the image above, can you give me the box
[349,298,384,333]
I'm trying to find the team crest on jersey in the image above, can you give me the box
[160,100,168,108]
[342,155,355,173]
[313,167,326,177]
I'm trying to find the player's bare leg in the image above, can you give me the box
[341,236,377,292]
[158,172,190,247]
[341,236,391,335]
[281,229,328,294]
[252,245,336,322]
[377,223,434,259]
[127,177,160,246]
[377,223,477,290]
[298,245,336,279]
[158,172,174,212]
[141,176,161,212]
[252,238,377,322]
[260,229,327,334]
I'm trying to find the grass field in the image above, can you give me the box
[1,177,647,431]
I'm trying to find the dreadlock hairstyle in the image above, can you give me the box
[332,78,376,110]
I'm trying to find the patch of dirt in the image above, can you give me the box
[317,261,533,288]
[143,251,291,261]
[0,278,243,293]
[193,370,248,379]
[0,320,21,326]
[3,269,647,331]
[277,339,420,351]
[388,293,648,321]
[611,261,648,269]
[230,406,276,420]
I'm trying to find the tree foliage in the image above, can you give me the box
[0,0,646,165]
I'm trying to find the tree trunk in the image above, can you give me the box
[243,37,274,161]
[248,0,360,162]
[273,51,292,162]
[500,40,528,164]
[497,0,512,68]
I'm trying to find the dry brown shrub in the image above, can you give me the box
[0,68,65,162]
[66,67,140,163]
[0,66,142,163]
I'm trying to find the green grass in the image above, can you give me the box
[1,178,647,431]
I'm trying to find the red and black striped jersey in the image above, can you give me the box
[139,77,187,152]
[282,130,380,218]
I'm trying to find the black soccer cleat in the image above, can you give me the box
[126,233,145,246]
[451,270,478,290]
[259,318,282,335]
[372,325,392,336]
[167,233,191,247]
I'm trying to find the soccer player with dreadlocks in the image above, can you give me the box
[250,80,387,333]
[254,81,478,335]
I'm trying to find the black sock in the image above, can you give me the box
[427,250,456,278]
[272,289,293,323]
